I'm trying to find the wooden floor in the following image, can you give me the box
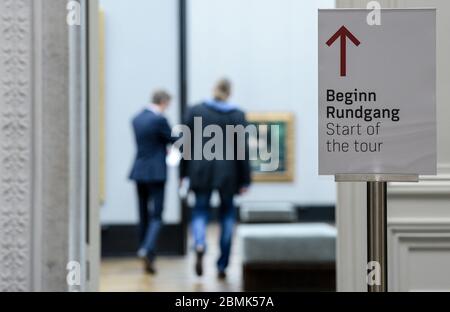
[100,225,242,292]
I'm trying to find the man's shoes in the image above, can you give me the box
[138,249,156,275]
[218,270,227,280]
[143,257,156,275]
[195,249,204,277]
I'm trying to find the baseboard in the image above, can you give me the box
[101,223,186,258]
[296,205,335,223]
[243,262,336,292]
[102,205,335,258]
[214,205,335,223]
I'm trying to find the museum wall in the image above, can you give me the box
[0,0,76,291]
[100,0,181,224]
[100,0,337,225]
[188,0,336,206]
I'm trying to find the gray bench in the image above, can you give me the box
[238,223,337,291]
[240,202,297,223]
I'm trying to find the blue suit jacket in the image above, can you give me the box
[129,109,175,183]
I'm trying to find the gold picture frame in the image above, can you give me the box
[246,112,295,183]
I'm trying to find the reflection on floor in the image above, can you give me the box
[100,225,242,292]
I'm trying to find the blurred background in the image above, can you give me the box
[0,0,449,293]
[99,0,336,292]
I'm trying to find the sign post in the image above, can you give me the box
[319,9,436,292]
[367,180,387,292]
[335,174,418,292]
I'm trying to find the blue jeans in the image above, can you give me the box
[136,182,165,260]
[191,191,236,272]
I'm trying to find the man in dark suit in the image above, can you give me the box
[181,79,251,279]
[129,90,175,274]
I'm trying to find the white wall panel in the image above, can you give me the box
[100,0,180,224]
[188,0,336,206]
[336,0,450,292]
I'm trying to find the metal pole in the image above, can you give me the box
[367,181,388,292]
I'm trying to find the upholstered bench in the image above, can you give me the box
[239,202,297,223]
[237,223,337,291]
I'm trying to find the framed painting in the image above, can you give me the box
[246,112,295,182]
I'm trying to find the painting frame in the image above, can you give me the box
[246,112,295,183]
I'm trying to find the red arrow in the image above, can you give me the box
[326,26,361,77]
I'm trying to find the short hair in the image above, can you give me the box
[152,90,171,105]
[213,78,232,101]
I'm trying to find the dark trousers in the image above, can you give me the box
[191,191,236,272]
[136,182,165,260]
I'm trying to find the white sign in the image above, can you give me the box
[318,9,436,175]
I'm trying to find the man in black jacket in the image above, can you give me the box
[181,79,251,279]
[129,90,175,274]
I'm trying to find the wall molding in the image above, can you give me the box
[0,0,73,292]
[389,222,450,291]
[0,0,33,292]
[389,174,450,196]
[37,0,71,292]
